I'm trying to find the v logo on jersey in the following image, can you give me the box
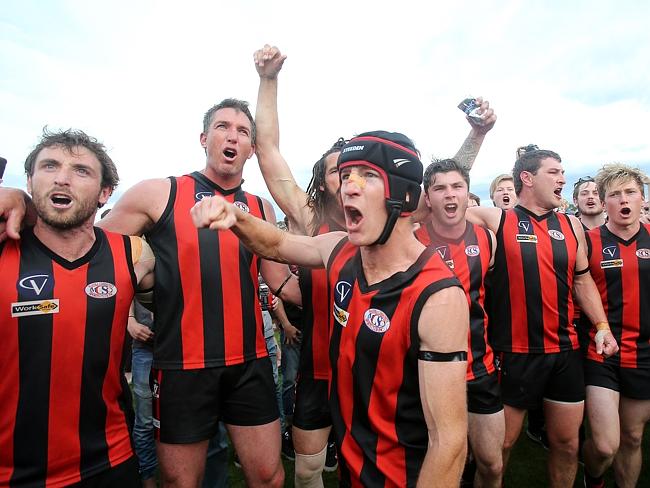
[603,246,617,258]
[393,158,411,168]
[18,274,50,296]
[335,281,352,302]
[435,246,448,260]
[518,221,530,232]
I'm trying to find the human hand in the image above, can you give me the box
[254,44,287,80]
[191,195,238,231]
[127,318,154,342]
[466,96,496,135]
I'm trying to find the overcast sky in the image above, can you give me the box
[2,0,649,213]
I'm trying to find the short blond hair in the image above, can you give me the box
[489,174,514,199]
[595,163,647,202]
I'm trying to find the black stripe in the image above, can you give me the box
[466,227,488,378]
[79,231,114,474]
[146,177,185,368]
[601,227,623,368]
[328,254,357,486]
[548,213,572,349]
[516,209,544,351]
[196,177,226,364]
[489,210,512,349]
[298,266,315,377]
[11,234,54,487]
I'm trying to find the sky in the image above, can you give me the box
[1,0,649,215]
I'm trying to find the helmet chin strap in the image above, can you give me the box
[372,199,403,246]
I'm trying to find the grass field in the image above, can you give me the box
[226,422,649,487]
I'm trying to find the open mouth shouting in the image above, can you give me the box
[444,203,458,217]
[49,192,73,209]
[620,207,632,217]
[502,195,511,205]
[223,147,238,162]
[553,188,563,199]
[344,205,363,230]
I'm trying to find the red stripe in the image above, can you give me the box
[176,178,205,368]
[504,214,528,350]
[351,136,419,158]
[311,268,330,379]
[620,244,640,366]
[477,228,494,375]
[102,233,134,465]
[538,219,560,351]
[46,262,86,485]
[0,242,21,483]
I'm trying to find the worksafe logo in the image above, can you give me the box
[11,299,60,317]
[516,234,538,243]
[333,303,349,327]
[601,259,623,269]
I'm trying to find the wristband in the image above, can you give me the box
[418,351,467,362]
[595,321,610,331]
[273,274,292,297]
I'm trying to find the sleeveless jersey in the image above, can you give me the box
[298,221,344,380]
[491,206,579,353]
[328,240,461,487]
[146,172,268,369]
[415,220,494,380]
[0,228,136,487]
[586,224,650,368]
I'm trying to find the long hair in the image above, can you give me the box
[305,137,347,233]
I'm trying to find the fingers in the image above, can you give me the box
[191,195,239,231]
[4,208,24,240]
[254,44,286,76]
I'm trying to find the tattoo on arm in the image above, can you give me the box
[453,136,483,170]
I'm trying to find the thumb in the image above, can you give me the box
[596,336,604,355]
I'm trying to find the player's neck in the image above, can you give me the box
[360,221,424,286]
[200,166,243,190]
[517,193,553,216]
[430,217,466,241]
[606,219,640,241]
[579,213,605,230]
[33,218,97,262]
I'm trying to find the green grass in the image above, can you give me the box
[226,423,649,487]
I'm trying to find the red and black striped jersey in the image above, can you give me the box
[0,228,136,487]
[490,206,579,353]
[298,221,345,380]
[328,240,461,488]
[586,224,650,368]
[415,220,494,381]
[145,172,267,370]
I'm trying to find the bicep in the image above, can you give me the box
[99,179,170,235]
[418,286,469,353]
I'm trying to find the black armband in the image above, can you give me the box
[418,351,467,362]
[273,274,292,297]
[575,267,590,275]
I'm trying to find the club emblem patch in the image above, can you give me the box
[636,248,650,259]
[234,201,250,213]
[363,308,390,333]
[85,282,118,299]
[548,230,565,241]
[465,245,480,256]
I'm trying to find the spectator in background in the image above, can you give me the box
[468,192,481,207]
[573,176,606,230]
[489,174,517,209]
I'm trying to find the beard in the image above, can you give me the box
[578,204,603,217]
[32,191,98,230]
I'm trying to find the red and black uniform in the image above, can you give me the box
[415,221,494,381]
[585,224,650,369]
[145,171,267,370]
[0,228,137,487]
[293,221,345,430]
[490,206,580,353]
[328,240,461,487]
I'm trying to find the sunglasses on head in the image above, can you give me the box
[573,176,594,188]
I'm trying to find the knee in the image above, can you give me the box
[502,435,518,452]
[254,462,284,488]
[590,436,619,461]
[294,449,326,485]
[476,456,503,480]
[619,429,642,451]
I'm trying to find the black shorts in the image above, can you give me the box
[468,372,503,414]
[70,457,140,488]
[496,350,585,409]
[153,358,279,443]
[293,377,332,430]
[584,359,650,400]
